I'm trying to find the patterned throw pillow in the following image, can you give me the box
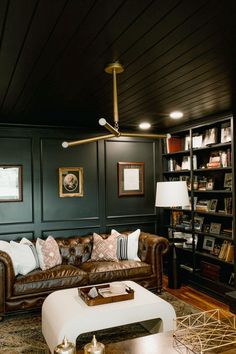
[90,233,118,261]
[36,235,62,270]
[111,229,141,261]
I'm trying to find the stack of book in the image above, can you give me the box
[218,240,234,262]
[195,200,210,212]
[207,151,221,168]
[222,228,233,238]
[224,197,232,214]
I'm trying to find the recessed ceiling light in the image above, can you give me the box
[139,122,151,130]
[169,111,183,119]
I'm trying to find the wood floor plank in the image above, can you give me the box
[163,276,232,317]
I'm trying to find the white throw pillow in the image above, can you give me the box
[10,241,37,275]
[0,240,19,275]
[111,229,141,261]
[36,235,62,270]
[20,237,40,268]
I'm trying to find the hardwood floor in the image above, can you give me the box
[163,276,232,317]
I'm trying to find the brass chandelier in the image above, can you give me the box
[62,62,167,148]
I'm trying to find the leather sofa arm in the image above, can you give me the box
[139,232,169,265]
[139,233,169,292]
[0,251,15,302]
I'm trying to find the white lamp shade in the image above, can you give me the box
[155,181,189,207]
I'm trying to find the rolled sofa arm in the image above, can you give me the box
[139,232,169,292]
[0,251,15,316]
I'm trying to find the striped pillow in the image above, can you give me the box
[116,234,128,260]
[112,229,141,261]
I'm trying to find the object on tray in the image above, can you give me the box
[78,283,134,306]
[88,287,98,298]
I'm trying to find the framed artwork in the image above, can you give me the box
[224,172,232,190]
[202,127,217,146]
[0,165,22,202]
[118,162,144,196]
[209,222,221,235]
[203,224,210,233]
[59,167,83,197]
[208,199,218,212]
[203,236,215,251]
[220,123,231,143]
[193,216,204,231]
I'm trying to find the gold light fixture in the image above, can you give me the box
[62,62,168,148]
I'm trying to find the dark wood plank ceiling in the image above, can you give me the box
[0,0,235,132]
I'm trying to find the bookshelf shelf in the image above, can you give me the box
[161,115,235,300]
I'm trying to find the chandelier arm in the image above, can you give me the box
[98,118,120,136]
[120,132,168,139]
[113,68,119,129]
[62,134,115,148]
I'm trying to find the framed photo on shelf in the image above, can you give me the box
[0,165,22,202]
[224,172,232,190]
[59,167,83,197]
[208,199,218,212]
[202,127,217,146]
[206,178,214,190]
[194,216,204,231]
[220,123,231,143]
[118,162,144,196]
[203,224,210,233]
[202,236,215,251]
[209,222,221,235]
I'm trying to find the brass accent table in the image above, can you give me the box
[77,331,236,354]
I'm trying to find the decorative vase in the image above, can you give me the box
[54,336,76,354]
[84,335,105,354]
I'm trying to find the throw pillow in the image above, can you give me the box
[90,233,118,261]
[36,235,62,270]
[111,229,141,261]
[0,240,19,275]
[10,241,38,275]
[20,237,40,269]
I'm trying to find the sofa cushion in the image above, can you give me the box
[90,233,118,261]
[58,240,92,266]
[36,236,62,270]
[80,260,152,284]
[20,237,40,268]
[112,229,141,261]
[13,265,88,296]
[9,241,38,276]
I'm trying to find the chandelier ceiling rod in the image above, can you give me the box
[62,62,168,148]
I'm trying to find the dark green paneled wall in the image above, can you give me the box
[0,126,161,240]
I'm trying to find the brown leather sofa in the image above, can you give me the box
[0,232,168,320]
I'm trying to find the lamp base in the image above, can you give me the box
[168,242,182,289]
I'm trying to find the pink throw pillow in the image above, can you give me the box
[36,235,61,270]
[90,233,118,261]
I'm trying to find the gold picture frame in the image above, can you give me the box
[118,162,144,196]
[59,167,83,197]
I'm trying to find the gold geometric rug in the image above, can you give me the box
[0,291,199,353]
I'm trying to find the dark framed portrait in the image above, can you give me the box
[203,236,215,251]
[0,165,23,202]
[209,222,221,235]
[118,162,144,196]
[59,167,83,197]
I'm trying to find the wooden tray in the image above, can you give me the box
[78,283,134,306]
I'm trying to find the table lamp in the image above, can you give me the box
[155,181,190,289]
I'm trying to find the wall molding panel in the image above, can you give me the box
[0,125,160,240]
